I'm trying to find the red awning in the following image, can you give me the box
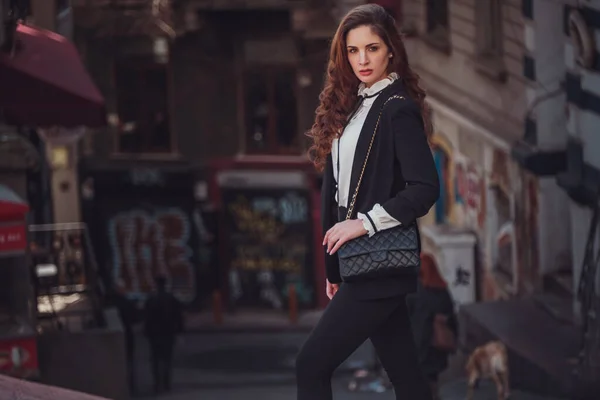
[0,23,106,128]
[0,184,29,221]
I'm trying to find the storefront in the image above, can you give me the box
[208,156,326,311]
[0,185,38,379]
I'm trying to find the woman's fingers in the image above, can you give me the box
[329,234,347,255]
[323,225,337,246]
[326,282,339,300]
[327,234,341,254]
[326,283,334,299]
[322,229,329,246]
[332,284,339,298]
[325,222,352,253]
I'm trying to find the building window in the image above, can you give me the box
[425,0,449,51]
[114,59,172,154]
[475,0,506,80]
[477,0,503,58]
[243,66,299,154]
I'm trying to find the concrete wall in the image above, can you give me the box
[37,312,129,400]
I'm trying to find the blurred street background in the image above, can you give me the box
[0,0,599,399]
[126,329,567,400]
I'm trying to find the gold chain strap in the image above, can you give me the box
[345,95,405,220]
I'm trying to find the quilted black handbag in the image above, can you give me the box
[337,95,421,282]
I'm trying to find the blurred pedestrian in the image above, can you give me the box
[143,275,184,394]
[407,254,458,400]
[296,4,439,400]
[112,282,139,395]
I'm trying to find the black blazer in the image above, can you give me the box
[321,80,440,299]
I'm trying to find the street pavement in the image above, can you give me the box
[128,331,567,400]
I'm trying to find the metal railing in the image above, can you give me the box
[576,199,600,393]
[29,222,106,332]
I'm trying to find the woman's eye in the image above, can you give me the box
[348,48,357,53]
[368,46,379,52]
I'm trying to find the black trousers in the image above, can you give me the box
[295,284,432,400]
[149,338,175,392]
[124,331,135,393]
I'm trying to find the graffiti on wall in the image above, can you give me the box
[428,132,526,301]
[453,156,486,229]
[421,248,476,307]
[107,207,196,302]
[430,133,485,230]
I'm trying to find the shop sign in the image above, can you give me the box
[0,224,27,254]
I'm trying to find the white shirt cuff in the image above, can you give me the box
[357,204,401,237]
[357,214,375,237]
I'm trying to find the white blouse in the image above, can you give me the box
[331,73,401,237]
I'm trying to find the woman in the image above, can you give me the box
[295,4,440,400]
[408,254,458,399]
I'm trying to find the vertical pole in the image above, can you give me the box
[212,289,223,325]
[289,284,298,324]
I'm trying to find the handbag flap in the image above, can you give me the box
[338,225,419,259]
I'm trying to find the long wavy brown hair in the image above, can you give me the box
[307,4,431,172]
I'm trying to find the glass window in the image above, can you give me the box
[243,66,299,154]
[478,0,503,57]
[114,59,172,153]
[427,0,449,35]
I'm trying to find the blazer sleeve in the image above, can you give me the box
[381,100,440,225]
[321,154,342,283]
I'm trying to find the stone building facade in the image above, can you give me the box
[402,0,573,305]
[399,0,597,395]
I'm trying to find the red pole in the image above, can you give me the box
[288,284,298,324]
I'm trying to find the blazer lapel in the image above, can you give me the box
[347,83,397,211]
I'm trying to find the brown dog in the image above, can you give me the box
[466,341,510,400]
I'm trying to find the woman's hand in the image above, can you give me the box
[326,279,339,300]
[323,219,368,255]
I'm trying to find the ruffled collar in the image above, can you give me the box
[357,72,399,97]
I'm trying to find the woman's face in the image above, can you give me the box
[346,25,391,87]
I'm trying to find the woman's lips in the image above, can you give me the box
[359,69,373,76]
